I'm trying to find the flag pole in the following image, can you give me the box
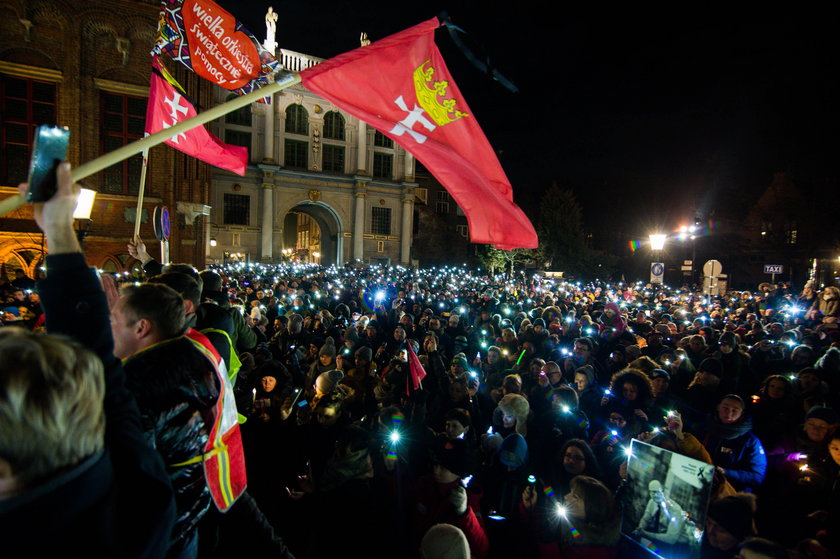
[134,147,149,240]
[0,71,301,216]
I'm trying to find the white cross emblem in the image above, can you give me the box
[161,92,189,144]
[389,95,436,144]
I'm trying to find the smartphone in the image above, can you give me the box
[26,125,70,203]
[289,387,303,408]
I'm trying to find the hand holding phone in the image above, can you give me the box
[26,125,70,203]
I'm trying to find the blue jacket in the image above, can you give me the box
[697,416,767,491]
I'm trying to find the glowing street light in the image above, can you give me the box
[649,234,666,251]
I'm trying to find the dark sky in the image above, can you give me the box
[217,2,840,236]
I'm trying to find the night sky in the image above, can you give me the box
[216,2,840,238]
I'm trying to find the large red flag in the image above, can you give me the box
[300,18,537,250]
[146,58,248,175]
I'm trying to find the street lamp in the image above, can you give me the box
[73,187,97,246]
[649,234,666,251]
[649,234,666,285]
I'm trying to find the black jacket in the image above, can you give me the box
[124,335,219,551]
[1,253,175,558]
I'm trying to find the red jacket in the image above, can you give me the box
[413,475,489,558]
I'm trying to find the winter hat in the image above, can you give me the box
[420,524,470,559]
[498,433,528,469]
[319,336,337,358]
[533,318,546,328]
[288,313,303,325]
[481,432,503,453]
[625,344,642,361]
[432,437,471,477]
[805,406,839,425]
[699,358,723,378]
[498,394,530,436]
[707,493,757,542]
[718,331,737,347]
[344,325,360,346]
[649,368,671,381]
[450,354,469,371]
[355,346,373,363]
[575,365,596,386]
[653,324,671,336]
[316,370,345,395]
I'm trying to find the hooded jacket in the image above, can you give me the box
[124,335,220,550]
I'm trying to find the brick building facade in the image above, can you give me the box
[0,0,212,278]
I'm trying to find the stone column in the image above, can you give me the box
[261,185,274,260]
[401,192,413,264]
[404,152,415,181]
[353,181,366,261]
[356,120,367,173]
[258,165,280,261]
[263,101,275,162]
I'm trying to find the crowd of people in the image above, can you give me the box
[2,164,840,559]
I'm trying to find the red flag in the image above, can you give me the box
[405,340,427,396]
[146,58,248,175]
[300,18,537,250]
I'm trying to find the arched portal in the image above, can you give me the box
[281,202,343,266]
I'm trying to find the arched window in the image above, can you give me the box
[323,111,345,140]
[100,257,120,274]
[285,104,308,135]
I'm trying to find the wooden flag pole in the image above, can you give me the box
[0,71,301,216]
[134,147,149,241]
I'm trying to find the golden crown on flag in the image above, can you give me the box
[413,60,469,126]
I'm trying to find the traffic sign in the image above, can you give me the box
[764,264,784,274]
[650,262,664,284]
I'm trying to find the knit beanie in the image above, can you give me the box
[707,493,757,541]
[718,331,737,347]
[420,524,470,559]
[355,345,373,363]
[450,354,469,371]
[625,344,642,361]
[650,368,670,381]
[699,358,723,378]
[805,406,839,425]
[432,437,471,478]
[344,325,360,346]
[498,433,528,469]
[319,336,337,358]
[316,369,344,395]
[575,365,596,386]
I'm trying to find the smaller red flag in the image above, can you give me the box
[405,340,427,396]
[146,58,248,175]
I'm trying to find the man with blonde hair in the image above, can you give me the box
[0,162,175,557]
